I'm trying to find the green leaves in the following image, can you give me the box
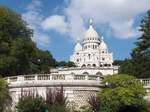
[0,6,56,76]
[131,10,150,78]
[98,74,149,112]
[0,78,12,112]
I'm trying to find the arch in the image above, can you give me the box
[87,64,91,67]
[96,72,102,76]
[82,64,86,67]
[93,64,96,67]
[104,64,108,67]
[83,72,89,75]
[71,72,75,75]
[96,72,103,79]
[100,64,103,67]
[108,64,111,67]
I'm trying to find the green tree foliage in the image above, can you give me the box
[0,78,12,112]
[131,10,150,78]
[113,60,124,66]
[98,74,149,112]
[56,61,76,67]
[30,49,56,74]
[0,7,56,76]
[118,59,133,75]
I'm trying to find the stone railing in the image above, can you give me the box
[50,66,119,72]
[5,74,150,90]
[140,79,150,86]
[5,74,102,88]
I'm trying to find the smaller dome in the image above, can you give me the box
[74,43,82,51]
[99,37,107,49]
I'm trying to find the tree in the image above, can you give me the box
[113,60,124,66]
[0,6,56,76]
[0,78,12,112]
[56,61,76,67]
[118,59,133,75]
[98,74,149,112]
[131,10,150,78]
[66,61,76,67]
[30,49,56,74]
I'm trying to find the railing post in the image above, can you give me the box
[85,75,88,80]
[35,75,38,81]
[7,77,10,83]
[50,75,52,80]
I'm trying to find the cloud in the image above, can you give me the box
[22,0,50,47]
[23,0,150,44]
[63,0,150,40]
[41,15,68,34]
[110,20,141,39]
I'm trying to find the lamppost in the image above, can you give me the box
[105,82,112,88]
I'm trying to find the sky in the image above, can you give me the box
[0,0,150,61]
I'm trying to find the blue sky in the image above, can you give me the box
[0,0,150,61]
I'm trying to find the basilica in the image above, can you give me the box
[6,19,119,109]
[70,19,113,68]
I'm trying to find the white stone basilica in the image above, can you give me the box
[5,19,119,110]
[70,19,113,68]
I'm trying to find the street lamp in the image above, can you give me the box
[105,82,112,88]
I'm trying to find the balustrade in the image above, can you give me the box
[7,74,150,86]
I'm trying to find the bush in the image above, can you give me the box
[16,91,46,112]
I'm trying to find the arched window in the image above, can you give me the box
[96,72,102,76]
[104,64,107,67]
[88,54,91,60]
[87,64,91,67]
[100,64,103,67]
[71,72,75,75]
[82,64,86,67]
[96,72,103,79]
[83,72,89,75]
[102,58,105,61]
[93,64,96,67]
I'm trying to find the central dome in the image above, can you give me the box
[85,18,99,39]
[85,25,99,38]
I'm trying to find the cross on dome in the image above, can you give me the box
[89,18,93,26]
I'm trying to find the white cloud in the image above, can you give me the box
[110,20,141,38]
[63,0,150,40]
[23,0,150,44]
[22,0,51,47]
[42,15,68,34]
